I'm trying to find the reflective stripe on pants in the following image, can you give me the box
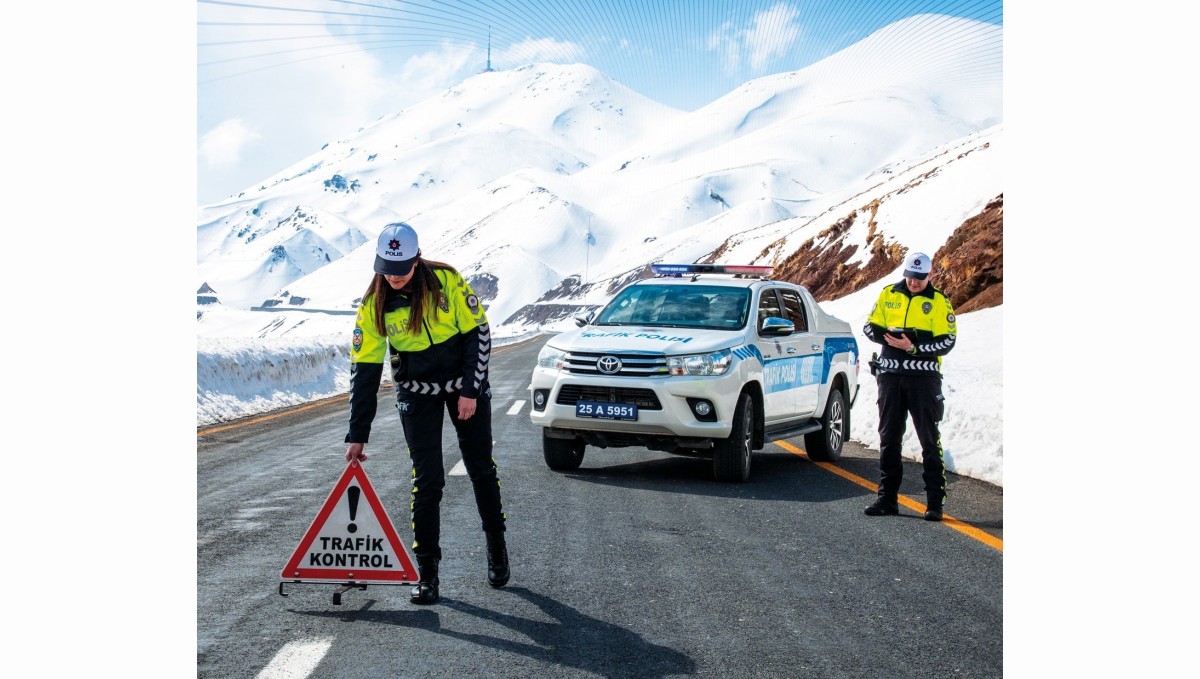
[875,371,946,503]
[400,389,505,559]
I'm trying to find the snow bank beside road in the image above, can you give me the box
[197,332,538,426]
[197,335,352,426]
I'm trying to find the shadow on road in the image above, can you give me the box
[287,598,441,628]
[437,586,696,678]
[558,450,865,504]
[286,587,694,677]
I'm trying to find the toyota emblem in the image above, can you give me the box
[596,355,623,374]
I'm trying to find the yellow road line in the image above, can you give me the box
[773,440,1003,552]
[197,395,350,436]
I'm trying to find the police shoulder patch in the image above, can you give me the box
[466,293,480,313]
[352,327,363,351]
[947,313,956,323]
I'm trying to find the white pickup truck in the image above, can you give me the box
[528,264,860,482]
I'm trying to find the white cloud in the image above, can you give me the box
[398,43,481,96]
[709,2,803,72]
[499,37,586,66]
[744,3,803,69]
[708,21,741,70]
[198,118,261,169]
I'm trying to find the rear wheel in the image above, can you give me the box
[543,431,585,471]
[804,387,846,462]
[713,393,753,482]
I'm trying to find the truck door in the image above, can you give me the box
[754,287,795,424]
[779,288,821,416]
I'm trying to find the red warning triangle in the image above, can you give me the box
[281,461,418,584]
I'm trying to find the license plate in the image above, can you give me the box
[575,400,638,421]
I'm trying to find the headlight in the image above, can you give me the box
[667,349,732,376]
[537,345,567,371]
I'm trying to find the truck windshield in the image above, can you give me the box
[593,285,750,330]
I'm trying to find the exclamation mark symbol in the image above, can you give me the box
[346,486,360,534]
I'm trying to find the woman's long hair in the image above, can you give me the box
[361,258,458,336]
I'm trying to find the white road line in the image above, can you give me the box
[449,460,467,476]
[257,637,334,679]
[506,400,525,415]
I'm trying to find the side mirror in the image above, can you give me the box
[759,316,795,337]
[574,309,596,327]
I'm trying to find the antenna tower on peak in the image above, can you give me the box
[480,27,495,73]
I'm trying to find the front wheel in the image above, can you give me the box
[804,387,846,462]
[713,393,753,482]
[543,431,585,471]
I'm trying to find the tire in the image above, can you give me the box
[543,431,585,471]
[713,393,753,482]
[804,387,846,462]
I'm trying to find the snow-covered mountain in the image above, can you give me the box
[197,14,1001,339]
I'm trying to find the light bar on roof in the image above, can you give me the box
[650,263,774,277]
[720,265,775,275]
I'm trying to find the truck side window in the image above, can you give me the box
[779,289,809,332]
[757,289,783,335]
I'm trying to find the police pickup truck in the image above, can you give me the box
[528,263,860,482]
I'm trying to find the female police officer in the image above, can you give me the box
[343,222,508,605]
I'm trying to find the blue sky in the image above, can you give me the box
[197,0,1002,205]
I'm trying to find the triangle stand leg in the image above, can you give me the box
[332,583,368,606]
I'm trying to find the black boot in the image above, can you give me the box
[924,493,944,521]
[410,555,440,605]
[924,499,944,522]
[486,531,509,588]
[864,495,899,516]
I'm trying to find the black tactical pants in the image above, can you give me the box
[875,371,946,505]
[399,388,505,559]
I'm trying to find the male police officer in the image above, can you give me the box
[862,252,957,521]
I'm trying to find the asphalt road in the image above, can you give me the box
[198,335,1003,678]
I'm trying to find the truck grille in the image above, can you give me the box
[564,351,669,376]
[556,385,663,410]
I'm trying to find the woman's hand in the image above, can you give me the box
[345,442,368,465]
[457,396,477,420]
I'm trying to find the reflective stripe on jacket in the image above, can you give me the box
[863,280,956,374]
[346,266,490,442]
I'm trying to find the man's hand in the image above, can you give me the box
[882,329,914,352]
[345,442,368,465]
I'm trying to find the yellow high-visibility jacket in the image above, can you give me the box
[863,281,956,374]
[346,266,490,442]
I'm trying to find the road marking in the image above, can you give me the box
[506,400,525,415]
[199,396,348,436]
[257,637,333,679]
[773,440,1003,552]
[450,459,466,476]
